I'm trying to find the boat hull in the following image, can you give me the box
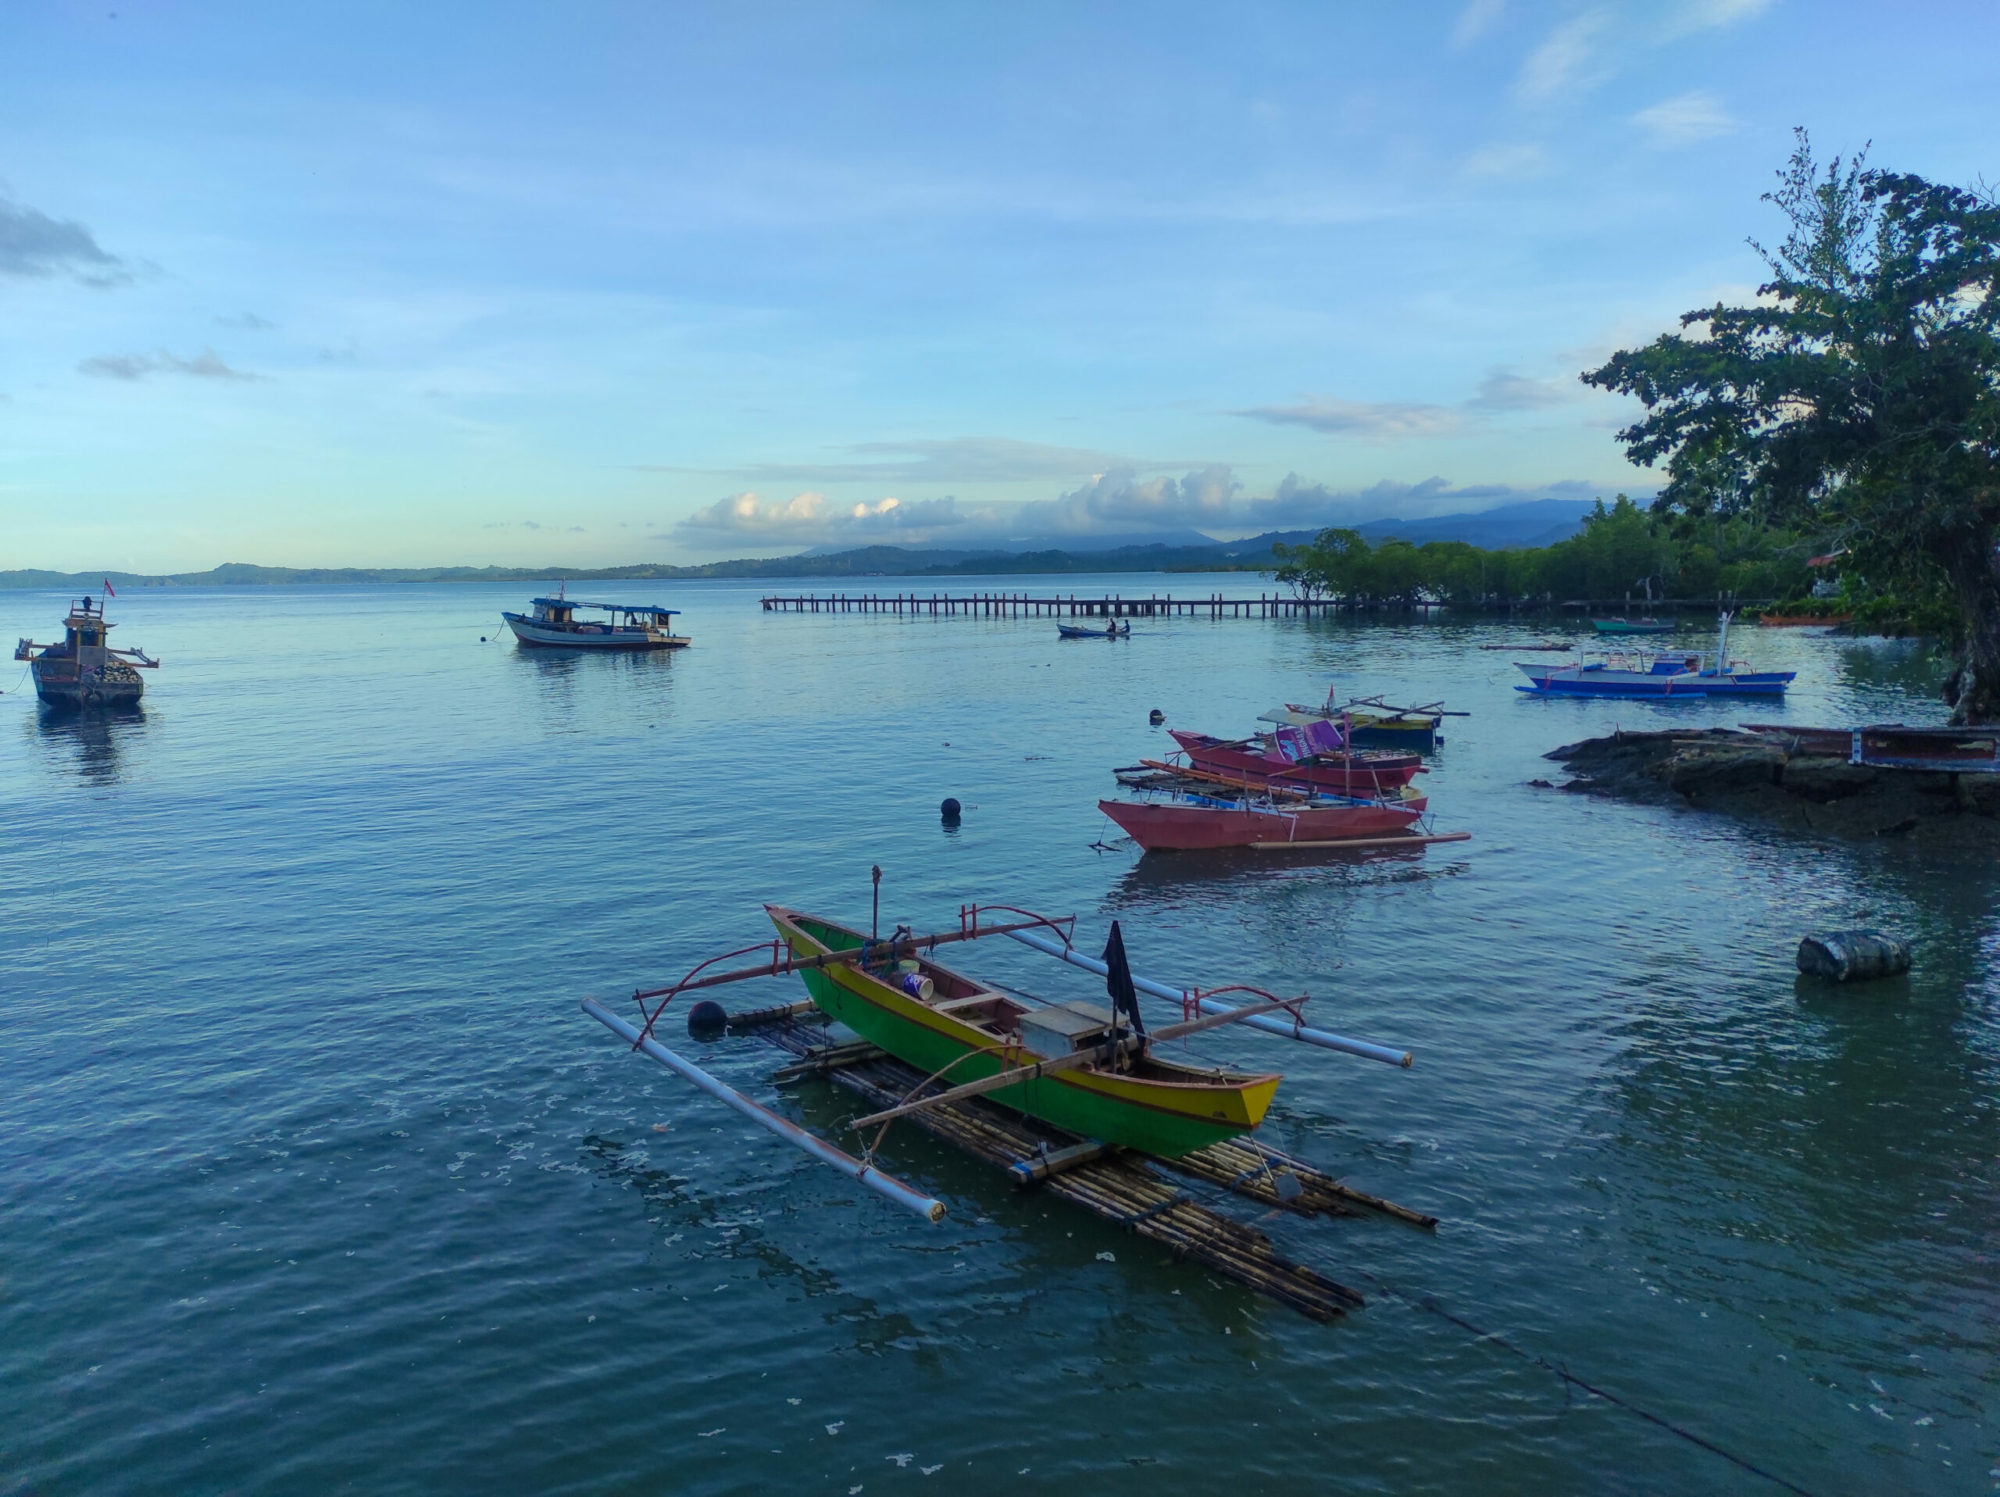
[31,658,144,709]
[1057,624,1123,639]
[1344,715,1439,752]
[769,909,1278,1157]
[1515,664,1794,697]
[1742,722,2000,771]
[502,613,689,650]
[1591,619,1677,634]
[1170,730,1421,792]
[1099,796,1424,851]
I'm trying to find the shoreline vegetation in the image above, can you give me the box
[0,497,1904,626]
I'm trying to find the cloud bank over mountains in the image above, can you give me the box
[670,465,1612,552]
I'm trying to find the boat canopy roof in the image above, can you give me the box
[531,597,679,616]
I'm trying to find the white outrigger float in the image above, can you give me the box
[15,596,159,708]
[501,587,689,650]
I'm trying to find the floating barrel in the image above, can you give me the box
[685,999,730,1035]
[940,797,961,823]
[1796,930,1912,983]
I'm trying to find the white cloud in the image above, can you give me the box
[1513,11,1610,105]
[1012,466,1241,534]
[1467,368,1577,410]
[1235,398,1464,440]
[1451,0,1505,48]
[77,347,263,382]
[1465,143,1549,180]
[1669,0,1773,33]
[672,490,969,546]
[1632,91,1736,147]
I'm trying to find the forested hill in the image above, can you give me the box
[0,539,1293,589]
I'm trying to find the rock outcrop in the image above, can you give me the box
[1541,728,2000,845]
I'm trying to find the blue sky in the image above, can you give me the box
[2,1,1993,570]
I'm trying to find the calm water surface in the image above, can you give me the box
[3,577,1994,1496]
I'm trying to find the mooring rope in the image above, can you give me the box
[1359,1271,1823,1497]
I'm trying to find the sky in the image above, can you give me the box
[1,1,1994,571]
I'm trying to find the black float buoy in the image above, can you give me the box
[940,797,962,824]
[480,636,487,642]
[686,999,729,1037]
[1149,708,1165,724]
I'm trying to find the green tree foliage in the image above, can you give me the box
[1584,132,2000,723]
[1270,496,1812,608]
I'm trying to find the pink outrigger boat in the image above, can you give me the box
[1098,791,1427,852]
[1169,726,1423,796]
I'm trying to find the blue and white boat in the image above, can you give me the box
[1516,613,1793,698]
[502,590,689,650]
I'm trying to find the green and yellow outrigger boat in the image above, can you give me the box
[767,905,1280,1158]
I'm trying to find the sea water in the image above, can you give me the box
[2,576,1993,1495]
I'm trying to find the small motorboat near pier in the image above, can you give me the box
[14,596,158,708]
[1057,621,1128,639]
[502,589,689,649]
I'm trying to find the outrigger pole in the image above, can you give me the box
[1006,929,1414,1067]
[582,998,948,1224]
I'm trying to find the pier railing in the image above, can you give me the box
[759,592,1377,618]
[757,591,1782,619]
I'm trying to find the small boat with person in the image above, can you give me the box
[502,588,689,649]
[1057,621,1128,639]
[14,594,158,708]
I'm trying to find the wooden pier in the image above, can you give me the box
[759,1017,1435,1321]
[759,591,1357,619]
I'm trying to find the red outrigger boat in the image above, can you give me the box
[1169,728,1423,796]
[1099,789,1429,851]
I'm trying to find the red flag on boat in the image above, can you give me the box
[103,578,117,596]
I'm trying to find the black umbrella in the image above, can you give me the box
[1101,921,1147,1038]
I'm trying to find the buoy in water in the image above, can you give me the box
[1797,930,1911,983]
[1149,709,1165,724]
[686,999,730,1036]
[940,797,962,823]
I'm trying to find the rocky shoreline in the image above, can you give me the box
[1538,728,2000,845]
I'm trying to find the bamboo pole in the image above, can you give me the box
[582,999,947,1223]
[1246,831,1471,851]
[632,913,1070,1002]
[1006,929,1411,1066]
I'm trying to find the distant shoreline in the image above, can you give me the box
[0,547,1286,591]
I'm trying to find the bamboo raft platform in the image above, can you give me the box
[752,1011,1436,1322]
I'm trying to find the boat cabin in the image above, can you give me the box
[526,597,681,630]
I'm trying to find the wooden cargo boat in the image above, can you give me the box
[767,906,1279,1156]
[1742,722,2000,772]
[502,590,689,649]
[14,596,158,708]
[1099,786,1427,851]
[1169,728,1422,793]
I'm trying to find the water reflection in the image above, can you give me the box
[513,644,678,731]
[29,705,144,786]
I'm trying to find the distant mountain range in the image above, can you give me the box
[0,499,1600,589]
